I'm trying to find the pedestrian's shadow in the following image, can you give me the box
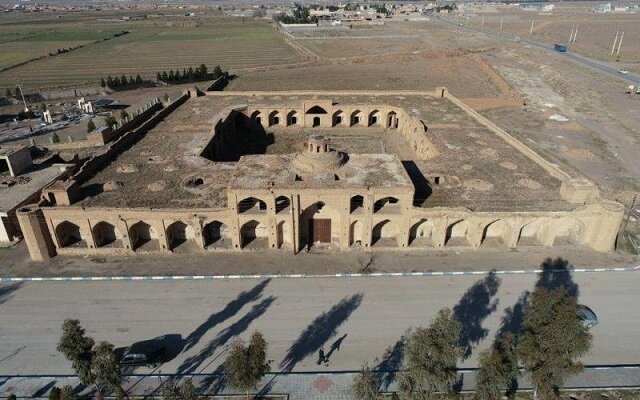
[255,294,363,398]
[324,333,348,362]
[453,271,501,359]
[278,293,363,372]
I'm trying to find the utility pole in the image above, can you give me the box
[16,81,33,135]
[572,25,578,43]
[616,31,624,55]
[500,16,504,30]
[16,81,28,112]
[529,19,535,36]
[481,15,484,30]
[569,26,575,42]
[611,31,619,55]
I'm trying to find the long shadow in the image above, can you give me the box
[497,292,529,339]
[401,161,432,206]
[182,279,271,353]
[0,282,23,305]
[255,294,364,398]
[31,380,56,397]
[453,271,501,359]
[198,363,227,395]
[535,257,579,298]
[178,296,276,376]
[374,333,408,391]
[279,293,364,372]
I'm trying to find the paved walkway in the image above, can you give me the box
[2,366,640,399]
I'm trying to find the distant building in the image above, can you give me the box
[0,146,72,245]
[593,3,613,12]
[520,3,544,11]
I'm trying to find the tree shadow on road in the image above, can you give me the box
[182,279,271,353]
[535,257,579,298]
[254,294,363,397]
[278,293,364,372]
[178,296,276,376]
[198,363,227,395]
[374,332,408,391]
[494,291,529,397]
[453,271,501,359]
[0,282,22,305]
[497,291,529,339]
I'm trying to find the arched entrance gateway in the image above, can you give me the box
[306,105,327,128]
[300,201,340,250]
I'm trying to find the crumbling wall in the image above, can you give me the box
[72,93,189,184]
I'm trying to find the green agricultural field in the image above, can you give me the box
[0,13,303,90]
[0,40,90,70]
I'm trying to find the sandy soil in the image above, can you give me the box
[0,240,634,278]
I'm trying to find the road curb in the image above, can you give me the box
[0,265,638,282]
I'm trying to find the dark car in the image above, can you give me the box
[577,304,598,329]
[119,339,167,367]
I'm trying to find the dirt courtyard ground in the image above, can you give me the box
[265,127,387,154]
[0,241,634,278]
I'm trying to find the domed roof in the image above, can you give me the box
[292,135,346,172]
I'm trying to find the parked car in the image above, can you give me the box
[618,69,629,75]
[119,339,167,367]
[577,304,598,329]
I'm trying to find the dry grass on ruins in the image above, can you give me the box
[77,94,568,212]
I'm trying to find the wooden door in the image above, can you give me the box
[310,219,331,243]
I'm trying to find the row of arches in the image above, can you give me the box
[237,195,399,215]
[238,196,290,214]
[249,109,399,129]
[347,218,584,248]
[406,218,584,248]
[54,220,234,252]
[54,216,586,252]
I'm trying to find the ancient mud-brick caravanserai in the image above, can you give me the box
[16,89,623,261]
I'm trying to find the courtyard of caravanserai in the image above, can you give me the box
[12,89,623,261]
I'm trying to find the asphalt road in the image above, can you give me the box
[437,17,640,86]
[0,270,638,377]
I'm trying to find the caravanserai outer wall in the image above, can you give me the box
[16,89,624,261]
